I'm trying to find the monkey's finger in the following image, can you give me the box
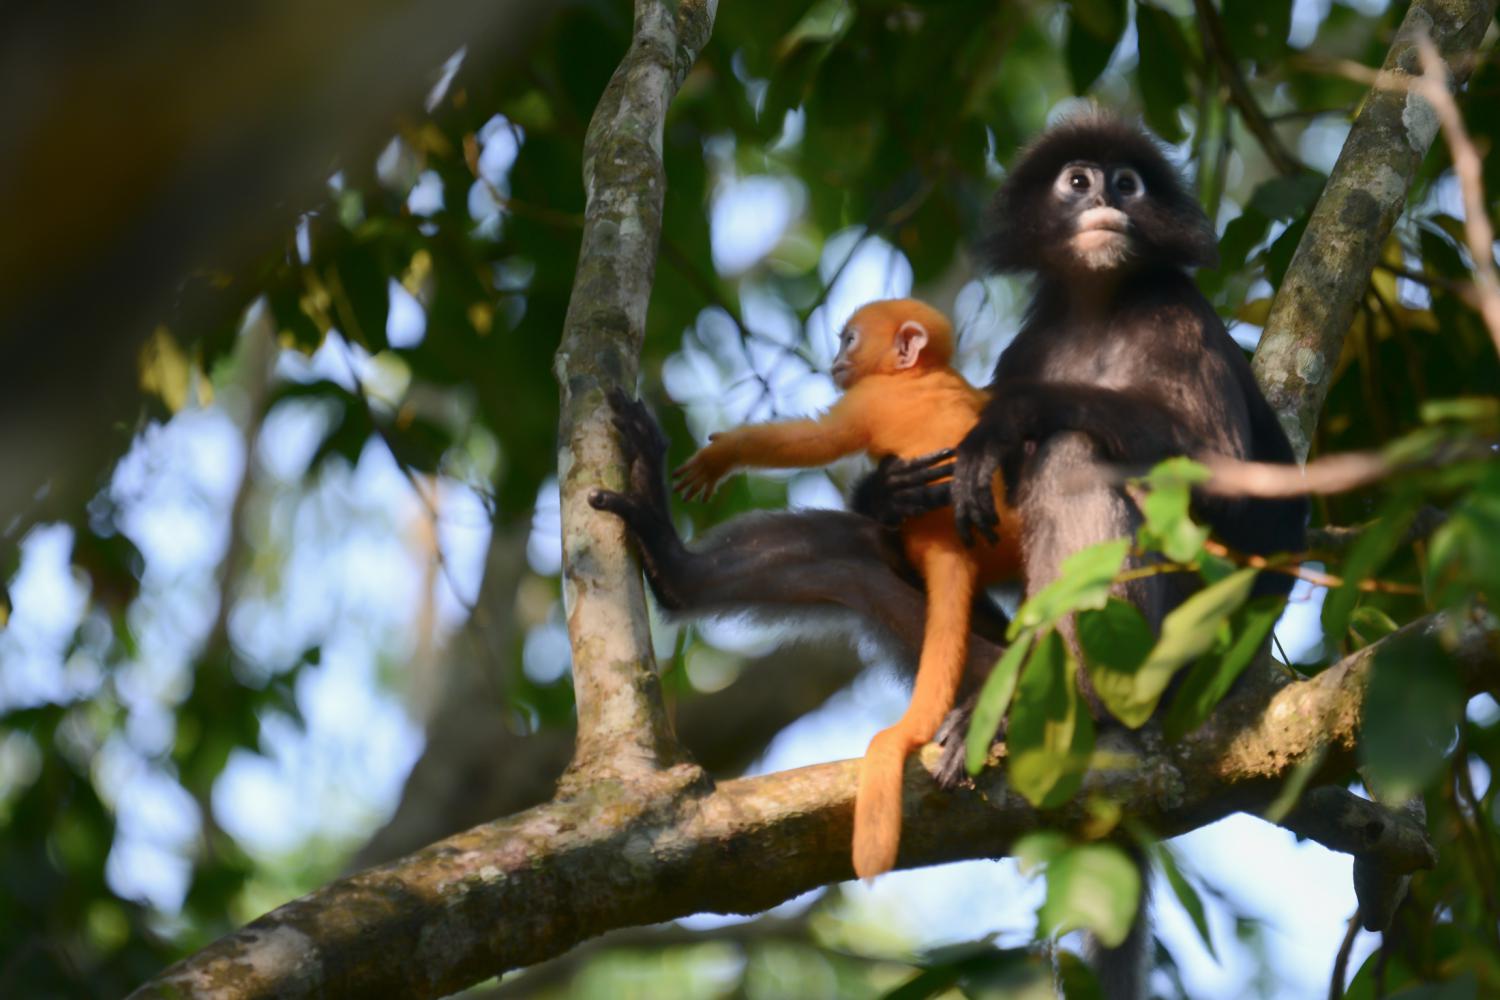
[887,483,950,523]
[955,471,1001,546]
[886,457,956,491]
[907,447,957,469]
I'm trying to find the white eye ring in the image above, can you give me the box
[1113,166,1145,199]
[1054,165,1092,197]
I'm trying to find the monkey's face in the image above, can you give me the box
[831,323,862,389]
[980,115,1220,279]
[1052,160,1145,272]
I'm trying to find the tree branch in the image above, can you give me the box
[551,0,719,782]
[354,641,866,866]
[127,612,1497,1000]
[1250,0,1496,461]
[1192,0,1303,176]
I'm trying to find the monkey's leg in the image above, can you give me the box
[853,543,977,880]
[930,432,1167,784]
[1016,431,1155,1000]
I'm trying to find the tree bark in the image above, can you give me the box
[1251,0,1497,460]
[127,613,1494,1000]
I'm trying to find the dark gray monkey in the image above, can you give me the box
[591,112,1308,999]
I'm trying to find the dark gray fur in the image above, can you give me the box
[590,114,1307,1000]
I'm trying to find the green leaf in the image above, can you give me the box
[1321,491,1420,641]
[1134,6,1191,142]
[1038,843,1142,948]
[880,947,1036,1000]
[1223,0,1292,62]
[777,0,852,54]
[1013,830,1072,874]
[1065,0,1127,92]
[1097,569,1258,727]
[1247,172,1325,220]
[1135,459,1212,563]
[1428,465,1500,609]
[1008,631,1094,807]
[1420,397,1500,424]
[1011,539,1131,636]
[1361,628,1464,801]
[331,245,390,349]
[1264,216,1308,287]
[966,631,1035,775]
[1162,595,1285,741]
[1156,845,1217,959]
[1349,605,1400,649]
[1078,598,1155,672]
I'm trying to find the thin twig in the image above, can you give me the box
[1195,442,1485,500]
[1328,911,1361,1000]
[1192,0,1302,175]
[1411,33,1500,357]
[1376,261,1481,310]
[1202,541,1423,595]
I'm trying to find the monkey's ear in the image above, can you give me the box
[892,320,930,370]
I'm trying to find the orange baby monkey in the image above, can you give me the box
[674,298,1022,880]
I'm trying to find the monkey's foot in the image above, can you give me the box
[932,698,1005,790]
[604,388,670,502]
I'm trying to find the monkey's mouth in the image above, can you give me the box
[831,363,853,387]
[1072,207,1131,257]
[1076,207,1129,236]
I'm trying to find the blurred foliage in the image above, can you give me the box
[4,0,1500,997]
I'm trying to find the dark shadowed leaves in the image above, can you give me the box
[1162,595,1285,741]
[1360,628,1464,802]
[1065,0,1127,92]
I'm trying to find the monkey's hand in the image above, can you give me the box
[951,421,1017,546]
[672,436,735,501]
[851,451,955,526]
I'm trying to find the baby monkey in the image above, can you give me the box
[674,298,1022,880]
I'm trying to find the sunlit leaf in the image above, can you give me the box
[1038,843,1141,948]
[1008,631,1094,807]
[967,630,1034,775]
[1162,595,1285,741]
[1098,569,1258,728]
[1010,539,1130,636]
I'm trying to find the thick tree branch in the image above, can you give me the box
[1250,0,1496,461]
[551,0,719,781]
[128,612,1496,1000]
[355,640,865,866]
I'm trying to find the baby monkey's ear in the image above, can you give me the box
[892,320,930,370]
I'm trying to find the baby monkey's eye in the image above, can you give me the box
[1068,169,1090,191]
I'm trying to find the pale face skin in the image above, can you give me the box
[1052,160,1147,271]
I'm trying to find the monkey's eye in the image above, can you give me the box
[1112,166,1145,199]
[1053,164,1096,199]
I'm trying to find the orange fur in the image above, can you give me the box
[673,298,1022,881]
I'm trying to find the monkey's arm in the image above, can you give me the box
[673,394,872,500]
[950,380,1190,544]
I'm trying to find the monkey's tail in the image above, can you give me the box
[851,726,912,881]
[1086,843,1152,1000]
